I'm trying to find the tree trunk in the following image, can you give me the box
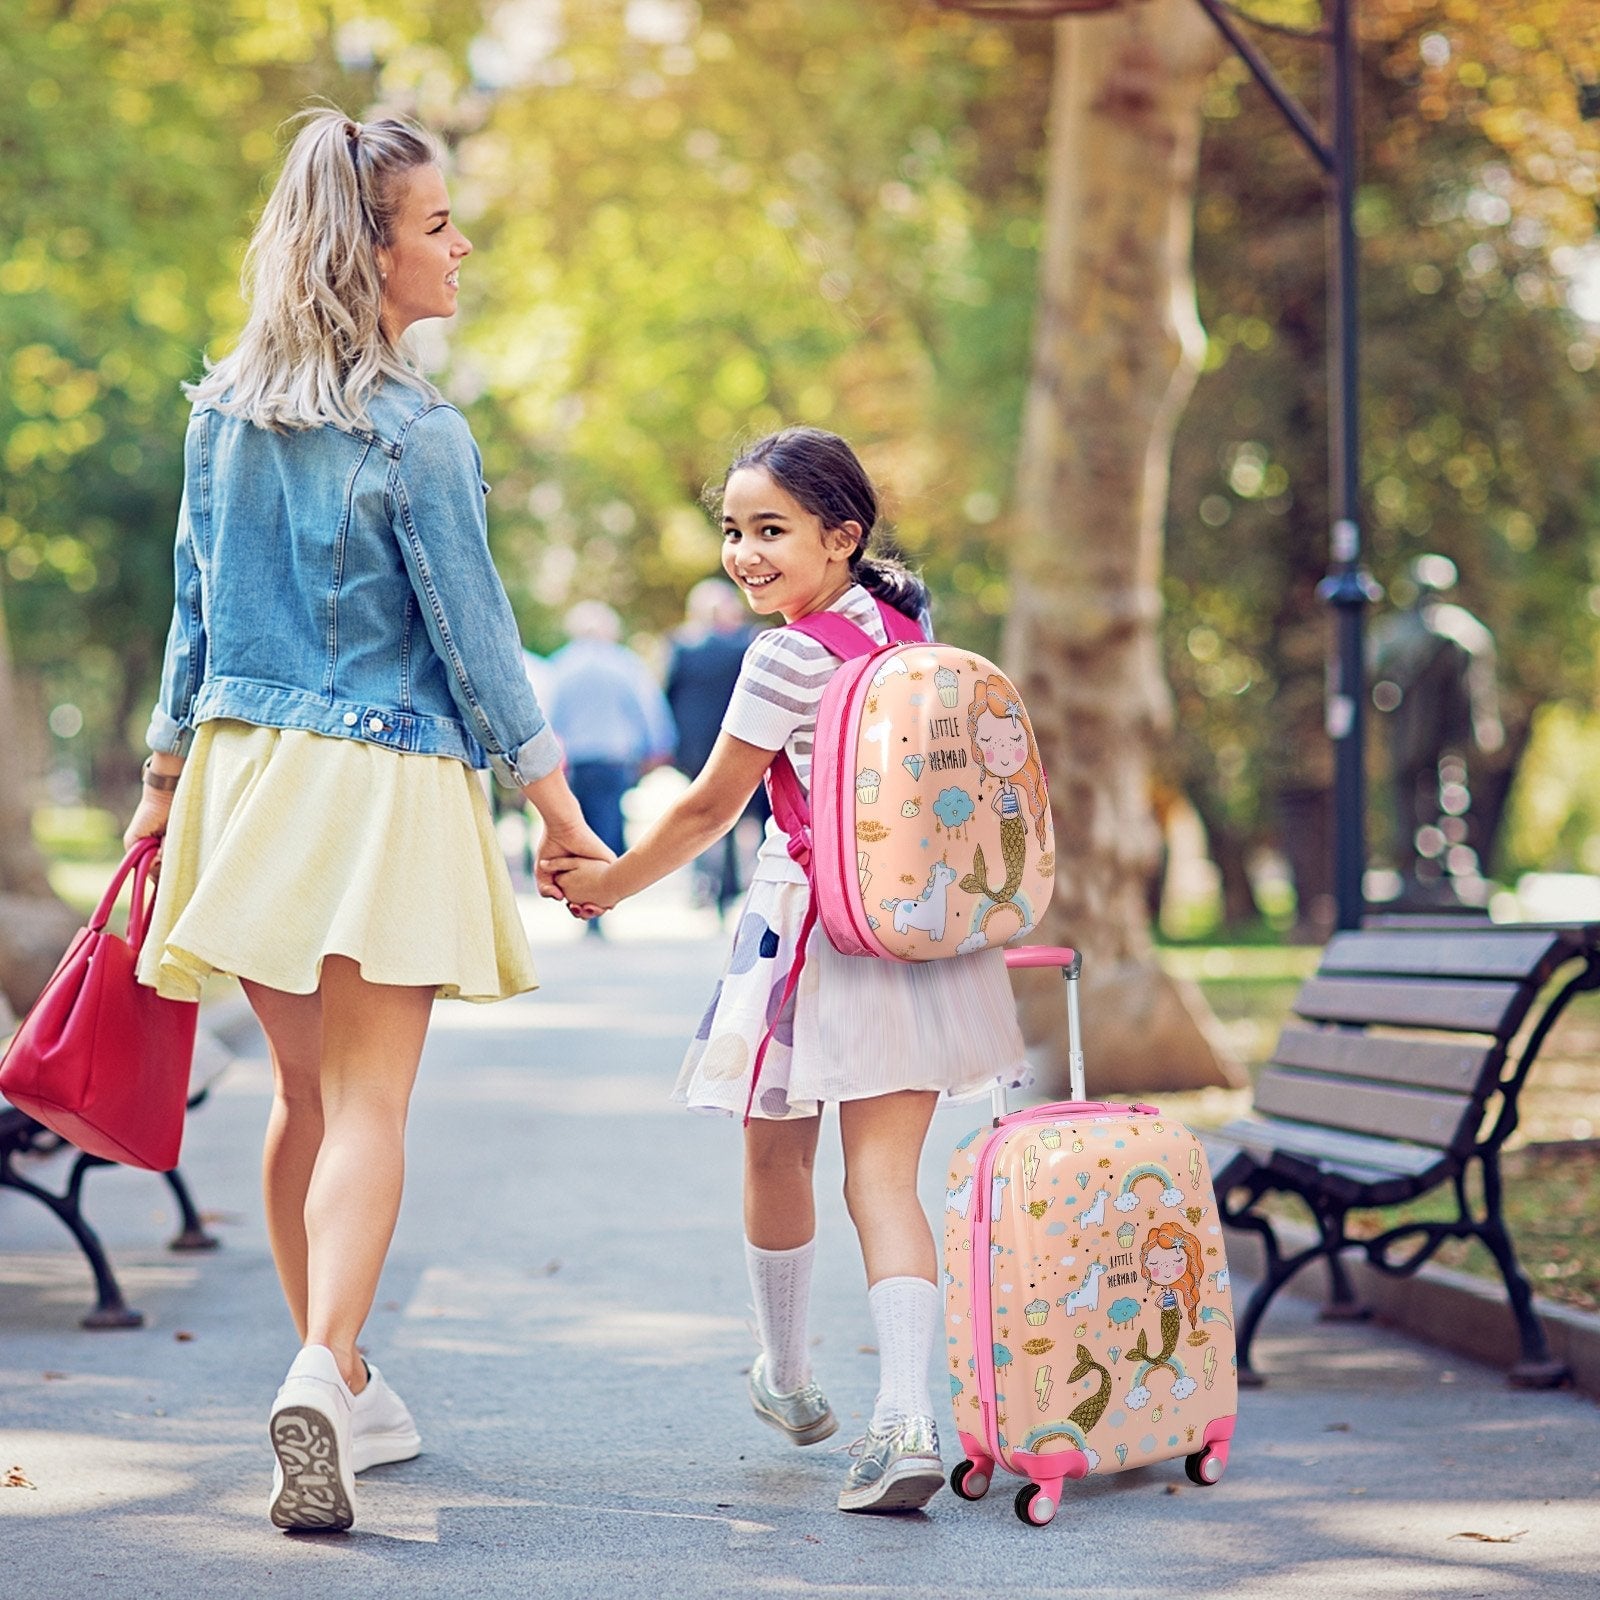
[1188,786,1262,931]
[1005,1,1243,1093]
[0,580,80,1019]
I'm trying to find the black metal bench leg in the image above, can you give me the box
[1,1157,143,1329]
[1476,1159,1570,1389]
[163,1167,221,1252]
[1316,1208,1372,1324]
[1227,1205,1327,1389]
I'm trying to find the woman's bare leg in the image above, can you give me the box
[242,980,324,1347]
[243,956,433,1390]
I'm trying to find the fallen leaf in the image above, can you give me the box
[1451,1530,1528,1544]
[3,1467,36,1490]
[1323,1422,1351,1432]
[41,1372,67,1382]
[174,1331,195,1342]
[1164,1484,1181,1495]
[858,1345,878,1355]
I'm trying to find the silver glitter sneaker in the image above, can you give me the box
[837,1414,944,1513]
[748,1353,838,1446]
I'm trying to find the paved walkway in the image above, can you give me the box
[3,877,1598,1599]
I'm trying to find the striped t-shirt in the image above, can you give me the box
[723,585,923,884]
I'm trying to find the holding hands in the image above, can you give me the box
[543,732,776,924]
[523,768,616,917]
[547,854,616,917]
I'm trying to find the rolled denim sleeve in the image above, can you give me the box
[146,480,207,756]
[389,404,562,787]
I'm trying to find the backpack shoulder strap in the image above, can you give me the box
[783,609,879,659]
[784,597,925,656]
[873,596,926,644]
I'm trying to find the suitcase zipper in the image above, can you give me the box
[969,1120,1010,1469]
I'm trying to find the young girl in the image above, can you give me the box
[552,427,1028,1514]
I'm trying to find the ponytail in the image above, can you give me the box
[852,550,930,624]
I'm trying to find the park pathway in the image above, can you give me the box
[3,875,1598,1599]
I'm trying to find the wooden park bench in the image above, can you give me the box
[1209,920,1600,1389]
[0,1028,229,1328]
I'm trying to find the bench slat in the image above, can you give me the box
[1272,1024,1492,1094]
[1253,1067,1476,1151]
[1318,929,1563,983]
[1215,1115,1448,1181]
[1294,974,1522,1034]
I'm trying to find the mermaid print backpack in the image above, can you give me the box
[746,596,1055,1118]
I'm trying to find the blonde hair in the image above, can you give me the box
[187,107,441,430]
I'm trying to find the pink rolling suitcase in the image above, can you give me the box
[943,946,1238,1526]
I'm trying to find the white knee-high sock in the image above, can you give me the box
[745,1239,816,1395]
[868,1275,941,1428]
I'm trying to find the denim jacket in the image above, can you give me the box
[148,379,561,787]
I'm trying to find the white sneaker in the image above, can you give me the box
[351,1362,421,1473]
[268,1345,356,1531]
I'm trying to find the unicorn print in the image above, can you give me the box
[1059,1261,1105,1315]
[882,860,958,942]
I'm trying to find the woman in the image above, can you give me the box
[123,108,609,1533]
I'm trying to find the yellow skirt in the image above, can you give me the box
[137,720,539,1003]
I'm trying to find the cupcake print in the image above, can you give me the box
[856,768,881,804]
[935,666,959,707]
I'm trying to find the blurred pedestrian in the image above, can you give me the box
[665,578,769,916]
[545,601,675,932]
[122,108,611,1532]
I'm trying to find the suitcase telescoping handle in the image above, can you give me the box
[995,946,1084,1122]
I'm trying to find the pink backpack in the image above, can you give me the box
[748,596,1054,1118]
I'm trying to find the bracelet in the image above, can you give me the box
[141,757,181,793]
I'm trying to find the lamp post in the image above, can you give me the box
[939,0,1375,930]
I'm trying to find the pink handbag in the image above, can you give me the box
[0,836,198,1171]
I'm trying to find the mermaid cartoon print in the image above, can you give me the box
[958,675,1048,934]
[1123,1220,1204,1404]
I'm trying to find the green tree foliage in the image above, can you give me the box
[0,0,480,788]
[4,0,1597,921]
[458,0,1052,652]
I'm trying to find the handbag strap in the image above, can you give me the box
[92,836,161,951]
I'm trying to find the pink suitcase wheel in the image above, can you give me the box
[950,1459,991,1500]
[1014,1483,1057,1526]
[1184,1444,1227,1485]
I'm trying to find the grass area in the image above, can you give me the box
[1340,1142,1600,1316]
[1162,946,1600,1319]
